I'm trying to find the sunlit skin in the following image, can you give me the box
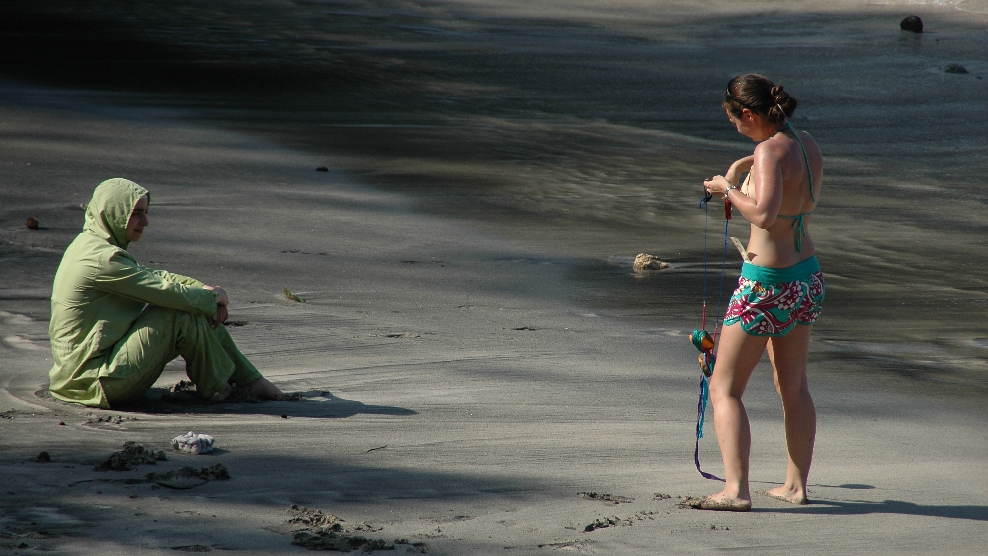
[705,107,821,268]
[695,104,823,510]
[125,197,288,402]
[124,196,149,243]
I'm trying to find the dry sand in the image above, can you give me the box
[2,1,988,554]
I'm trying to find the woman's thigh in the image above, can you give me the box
[767,324,812,395]
[99,306,182,405]
[711,323,770,398]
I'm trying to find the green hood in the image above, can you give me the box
[84,178,149,249]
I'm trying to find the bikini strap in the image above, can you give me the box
[777,212,812,252]
[777,122,816,252]
[784,122,815,203]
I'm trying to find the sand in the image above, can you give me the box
[2,1,988,554]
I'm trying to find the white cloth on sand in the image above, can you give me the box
[171,431,215,455]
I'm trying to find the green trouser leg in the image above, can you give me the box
[98,306,262,407]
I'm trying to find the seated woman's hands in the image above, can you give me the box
[202,285,229,329]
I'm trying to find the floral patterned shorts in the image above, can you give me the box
[724,256,825,337]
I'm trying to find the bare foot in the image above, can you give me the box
[208,382,233,403]
[247,377,289,401]
[683,495,751,512]
[757,486,809,505]
[683,487,751,512]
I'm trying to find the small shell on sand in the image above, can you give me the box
[633,253,668,271]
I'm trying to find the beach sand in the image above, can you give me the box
[2,1,987,554]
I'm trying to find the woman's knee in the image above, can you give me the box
[709,377,744,407]
[777,379,812,406]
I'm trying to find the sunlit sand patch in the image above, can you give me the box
[3,335,45,351]
[577,491,634,504]
[957,0,988,14]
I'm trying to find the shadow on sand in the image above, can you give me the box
[37,387,417,418]
[758,498,988,522]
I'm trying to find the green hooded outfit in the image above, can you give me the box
[48,178,262,408]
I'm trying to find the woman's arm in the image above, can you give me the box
[149,268,205,287]
[725,155,754,186]
[92,251,218,316]
[703,143,784,228]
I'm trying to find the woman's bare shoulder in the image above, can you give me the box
[752,134,789,163]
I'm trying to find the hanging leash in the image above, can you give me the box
[689,190,732,482]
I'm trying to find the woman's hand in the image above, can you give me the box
[203,285,228,305]
[703,175,733,199]
[210,305,228,329]
[202,285,229,329]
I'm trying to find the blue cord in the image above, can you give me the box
[693,193,727,483]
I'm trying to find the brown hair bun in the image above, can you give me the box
[724,74,798,125]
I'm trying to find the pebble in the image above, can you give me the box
[900,15,923,33]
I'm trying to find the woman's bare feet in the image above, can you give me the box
[684,495,752,512]
[247,377,289,401]
[758,485,809,505]
[686,488,752,512]
[208,382,233,403]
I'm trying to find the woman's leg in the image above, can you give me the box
[209,324,285,400]
[100,307,279,406]
[98,306,234,406]
[209,324,263,387]
[765,324,816,504]
[706,322,770,507]
[101,307,242,405]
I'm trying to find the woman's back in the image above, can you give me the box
[745,126,822,268]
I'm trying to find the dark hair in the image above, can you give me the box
[723,73,797,125]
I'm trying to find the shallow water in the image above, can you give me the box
[2,0,986,392]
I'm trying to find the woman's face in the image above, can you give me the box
[725,106,750,135]
[725,106,766,142]
[125,196,149,243]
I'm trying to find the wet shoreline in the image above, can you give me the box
[2,0,986,394]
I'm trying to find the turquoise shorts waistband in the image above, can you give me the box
[740,255,820,284]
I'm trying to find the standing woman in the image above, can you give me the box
[696,74,825,511]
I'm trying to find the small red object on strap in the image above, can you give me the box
[724,198,732,220]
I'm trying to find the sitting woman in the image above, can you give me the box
[48,178,286,408]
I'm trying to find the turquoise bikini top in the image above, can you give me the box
[776,122,815,252]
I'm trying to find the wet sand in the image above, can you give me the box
[6,0,983,389]
[2,1,987,554]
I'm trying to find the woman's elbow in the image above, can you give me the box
[749,213,776,229]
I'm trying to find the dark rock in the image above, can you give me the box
[26,217,39,229]
[36,451,51,463]
[944,63,969,74]
[95,441,167,471]
[147,463,231,489]
[900,15,923,33]
[316,166,329,172]
[292,530,396,552]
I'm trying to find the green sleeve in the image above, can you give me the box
[149,268,205,288]
[93,251,217,315]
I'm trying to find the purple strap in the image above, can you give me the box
[694,375,724,482]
